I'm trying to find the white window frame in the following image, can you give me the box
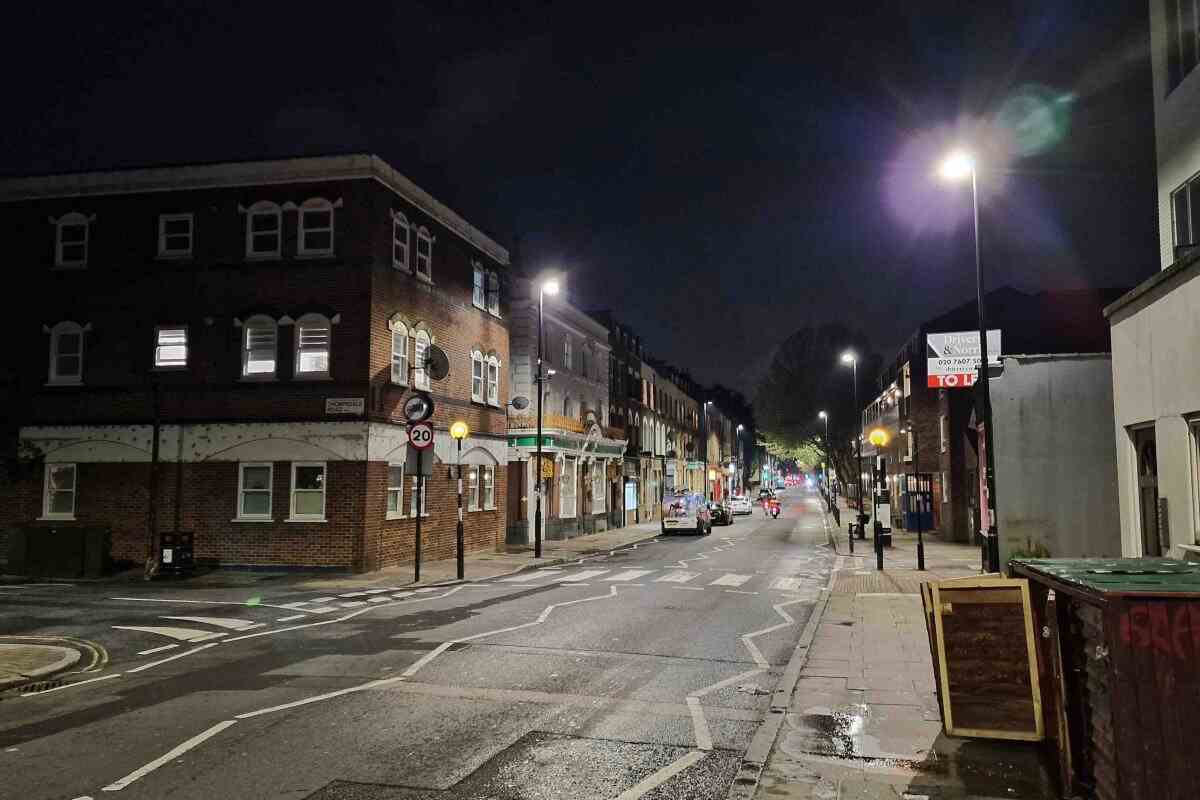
[409,475,429,517]
[294,313,332,379]
[486,271,500,316]
[413,330,431,390]
[47,321,85,385]
[561,457,577,518]
[241,315,278,380]
[468,465,480,511]
[54,212,90,268]
[415,226,433,281]
[472,264,486,309]
[236,462,274,521]
[41,462,77,520]
[482,465,496,510]
[471,350,485,402]
[486,356,500,407]
[154,325,188,369]
[245,201,282,259]
[390,322,409,385]
[392,211,410,270]
[387,464,406,519]
[939,415,948,453]
[289,461,327,522]
[157,213,194,258]
[297,197,335,257]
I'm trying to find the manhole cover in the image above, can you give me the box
[19,679,65,694]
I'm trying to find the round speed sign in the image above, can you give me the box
[408,422,435,450]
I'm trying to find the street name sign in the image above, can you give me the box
[926,330,1001,389]
[325,397,365,414]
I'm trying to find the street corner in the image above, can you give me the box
[0,638,86,692]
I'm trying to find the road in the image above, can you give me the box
[0,487,835,800]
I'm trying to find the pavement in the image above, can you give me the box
[0,488,833,799]
[749,499,1058,800]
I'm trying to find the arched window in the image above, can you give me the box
[294,313,332,378]
[392,211,410,270]
[413,329,431,389]
[486,354,500,406]
[245,201,282,258]
[242,315,278,378]
[562,395,572,418]
[389,319,409,384]
[47,321,85,384]
[297,198,335,256]
[54,212,91,268]
[415,227,433,280]
[471,349,485,402]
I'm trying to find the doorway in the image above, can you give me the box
[1134,426,1160,556]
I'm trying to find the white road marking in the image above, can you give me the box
[298,605,339,614]
[686,697,713,750]
[368,596,390,603]
[21,673,121,695]
[740,599,805,668]
[613,750,706,800]
[770,577,807,592]
[127,643,219,673]
[340,601,367,608]
[499,572,546,583]
[308,596,337,603]
[709,573,752,587]
[161,616,263,631]
[362,589,391,594]
[536,567,563,572]
[415,588,440,593]
[108,596,295,610]
[101,719,237,791]
[235,686,366,719]
[338,592,367,598]
[555,569,609,582]
[391,592,415,599]
[276,614,307,622]
[688,667,765,698]
[135,644,179,656]
[605,570,655,581]
[112,626,227,643]
[671,586,705,592]
[655,571,700,583]
[725,590,759,595]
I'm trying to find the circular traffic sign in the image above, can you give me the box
[408,422,435,450]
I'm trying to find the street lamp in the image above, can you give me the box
[939,149,1000,573]
[702,400,713,500]
[534,278,559,559]
[450,420,470,579]
[840,351,865,540]
[736,423,744,495]
[818,411,832,511]
[868,427,889,571]
[900,425,925,571]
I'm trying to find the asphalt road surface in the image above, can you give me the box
[0,487,835,800]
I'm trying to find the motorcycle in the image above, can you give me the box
[768,498,781,519]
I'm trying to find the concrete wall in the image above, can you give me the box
[990,355,1122,561]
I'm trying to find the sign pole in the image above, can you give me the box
[456,438,464,580]
[414,450,423,583]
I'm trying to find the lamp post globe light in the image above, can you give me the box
[938,149,1000,573]
[818,411,832,511]
[450,421,469,579]
[868,427,889,571]
[736,423,744,495]
[840,351,866,539]
[534,278,559,559]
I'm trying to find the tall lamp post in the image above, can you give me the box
[900,424,925,571]
[735,423,744,495]
[450,421,469,579]
[940,151,999,573]
[868,427,889,571]
[534,278,560,559]
[818,411,832,511]
[840,351,865,539]
[702,400,713,500]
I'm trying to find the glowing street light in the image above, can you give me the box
[817,411,831,511]
[840,351,864,539]
[534,276,560,559]
[938,151,975,182]
[450,421,469,579]
[868,428,889,447]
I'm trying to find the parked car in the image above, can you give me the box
[730,495,752,515]
[709,501,733,526]
[661,492,712,535]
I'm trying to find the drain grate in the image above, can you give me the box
[18,679,65,695]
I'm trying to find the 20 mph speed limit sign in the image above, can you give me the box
[408,422,435,449]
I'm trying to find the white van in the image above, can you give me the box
[661,492,713,535]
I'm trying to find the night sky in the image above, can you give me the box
[2,1,1156,388]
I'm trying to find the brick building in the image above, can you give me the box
[0,154,510,573]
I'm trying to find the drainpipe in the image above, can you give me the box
[146,379,161,577]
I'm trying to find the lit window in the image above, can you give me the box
[245,201,282,258]
[468,465,480,511]
[242,316,278,378]
[158,214,194,257]
[42,463,76,520]
[238,463,273,520]
[563,335,572,369]
[472,265,485,309]
[392,211,410,270]
[55,213,90,267]
[295,314,332,378]
[154,326,188,369]
[387,465,405,518]
[48,321,84,384]
[413,330,430,390]
[482,465,495,509]
[391,322,409,384]
[409,475,428,517]
[415,227,432,280]
[486,271,500,316]
[290,462,326,520]
[487,357,500,406]
[471,350,485,402]
[298,198,335,256]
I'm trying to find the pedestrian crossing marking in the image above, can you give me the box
[709,574,752,587]
[771,577,806,592]
[555,569,609,582]
[278,602,338,614]
[113,625,228,643]
[340,601,367,608]
[362,589,391,595]
[161,616,264,631]
[309,597,337,603]
[339,592,368,598]
[605,569,655,582]
[656,571,700,583]
[500,572,545,583]
[368,596,391,603]
[391,592,415,599]
[276,614,307,622]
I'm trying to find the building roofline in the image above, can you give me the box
[1104,249,1200,321]
[0,153,509,265]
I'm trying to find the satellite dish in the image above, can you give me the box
[425,345,450,382]
[511,395,530,411]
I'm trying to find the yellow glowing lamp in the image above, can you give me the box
[868,428,889,447]
[450,421,470,440]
